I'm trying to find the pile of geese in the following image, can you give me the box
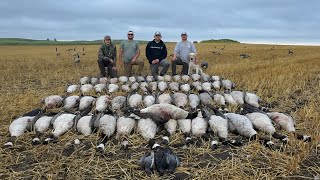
[4,73,312,175]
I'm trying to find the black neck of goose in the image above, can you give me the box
[186,111,198,119]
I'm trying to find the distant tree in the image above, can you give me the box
[54,38,57,41]
[193,41,198,43]
[46,38,50,41]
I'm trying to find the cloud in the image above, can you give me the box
[0,0,319,44]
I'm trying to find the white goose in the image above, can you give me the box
[164,75,172,82]
[32,113,55,145]
[225,113,257,139]
[146,75,154,82]
[245,92,260,108]
[116,116,136,139]
[95,95,111,113]
[96,113,117,151]
[191,110,208,137]
[169,82,180,91]
[230,91,245,105]
[80,84,94,94]
[180,84,191,93]
[80,77,90,85]
[99,77,108,84]
[91,77,99,86]
[119,76,128,84]
[121,84,131,93]
[66,84,79,94]
[188,94,200,110]
[163,119,178,144]
[201,82,212,91]
[157,93,172,104]
[173,75,181,82]
[158,81,168,92]
[211,75,220,81]
[181,75,190,82]
[173,92,188,108]
[94,83,107,94]
[128,91,143,108]
[213,93,226,106]
[201,73,211,82]
[212,80,221,90]
[109,77,118,84]
[41,95,64,109]
[224,93,238,106]
[149,82,158,91]
[129,76,137,83]
[191,74,201,81]
[79,96,96,111]
[137,118,157,141]
[62,95,80,111]
[111,96,126,112]
[108,84,119,93]
[222,79,235,92]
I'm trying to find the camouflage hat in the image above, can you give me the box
[104,35,111,40]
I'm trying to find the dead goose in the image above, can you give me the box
[222,79,235,92]
[116,116,137,139]
[146,75,154,82]
[149,82,158,91]
[80,84,94,95]
[188,93,200,110]
[192,81,203,91]
[131,82,140,91]
[164,75,172,82]
[91,77,99,86]
[225,113,257,140]
[230,91,245,105]
[157,93,172,104]
[32,112,57,145]
[180,83,191,93]
[163,119,178,144]
[129,76,137,83]
[62,95,80,111]
[198,90,213,106]
[80,76,90,85]
[173,75,181,82]
[224,93,238,106]
[41,95,64,110]
[191,74,201,81]
[191,109,209,139]
[108,83,119,93]
[173,92,188,108]
[111,96,126,112]
[95,95,112,113]
[119,76,128,84]
[158,81,168,92]
[138,151,155,175]
[143,92,156,108]
[66,84,79,94]
[177,119,192,145]
[169,82,180,91]
[181,75,190,82]
[99,77,108,84]
[137,76,145,82]
[137,118,158,141]
[201,73,211,82]
[121,84,131,93]
[94,83,107,94]
[95,112,117,151]
[109,77,118,84]
[213,93,226,106]
[128,90,143,108]
[201,82,212,91]
[212,80,221,90]
[140,82,149,92]
[157,76,165,81]
[211,75,220,81]
[245,92,260,108]
[79,96,96,111]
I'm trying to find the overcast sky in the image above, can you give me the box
[0,0,319,45]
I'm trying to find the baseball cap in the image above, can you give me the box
[155,31,161,36]
[181,32,187,36]
[104,35,111,40]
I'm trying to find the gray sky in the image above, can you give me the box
[0,0,319,45]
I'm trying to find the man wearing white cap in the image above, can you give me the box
[145,31,170,80]
[171,32,197,75]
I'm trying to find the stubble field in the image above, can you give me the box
[0,42,319,179]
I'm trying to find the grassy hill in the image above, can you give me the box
[201,39,240,43]
[0,38,149,46]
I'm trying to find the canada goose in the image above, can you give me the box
[111,96,126,112]
[173,75,181,82]
[94,83,107,94]
[80,77,90,85]
[225,113,257,140]
[244,92,260,108]
[138,151,155,175]
[191,74,201,81]
[95,95,111,113]
[157,93,172,104]
[158,81,168,92]
[31,112,57,145]
[164,75,172,82]
[230,91,245,105]
[95,112,117,152]
[119,76,128,84]
[172,92,188,108]
[181,75,190,82]
[188,93,200,110]
[129,76,137,83]
[222,79,235,92]
[79,96,96,111]
[169,82,180,91]
[137,118,157,141]
[90,77,99,86]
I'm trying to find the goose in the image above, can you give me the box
[225,113,257,140]
[173,75,181,82]
[137,118,158,141]
[137,76,145,82]
[131,82,140,91]
[151,141,180,175]
[157,93,172,104]
[230,91,245,105]
[146,75,154,82]
[76,113,95,136]
[116,116,136,139]
[109,77,118,84]
[198,90,213,106]
[157,76,164,81]
[158,81,168,92]
[121,84,131,93]
[163,119,177,144]
[32,112,57,145]
[211,75,220,81]
[41,95,64,109]
[66,84,79,94]
[111,96,126,112]
[138,151,155,175]
[127,103,198,125]
[188,93,200,110]
[169,82,180,91]
[80,84,94,95]
[208,114,229,142]
[149,82,158,91]
[99,77,108,84]
[180,84,191,93]
[79,96,96,111]
[191,74,201,81]
[201,73,211,82]
[128,90,143,108]
[80,76,90,85]
[246,112,287,142]
[95,95,111,113]
[222,79,235,92]
[4,115,37,147]
[224,93,238,106]
[44,112,77,144]
[140,82,149,92]
[173,92,188,108]
[95,113,117,151]
[91,77,99,86]
[177,119,192,145]
[94,83,107,94]
[212,80,221,90]
[62,95,80,111]
[119,76,128,84]
[213,93,226,106]
[143,92,156,108]
[129,76,137,83]
[108,84,119,93]
[191,110,208,138]
[164,75,172,82]
[181,75,190,82]
[191,81,202,91]
[201,82,212,91]
[245,92,260,108]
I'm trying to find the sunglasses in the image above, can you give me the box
[128,34,134,36]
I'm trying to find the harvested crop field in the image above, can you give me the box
[0,43,319,179]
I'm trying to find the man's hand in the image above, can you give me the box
[152,59,159,64]
[131,57,137,64]
[172,55,177,61]
[112,67,117,71]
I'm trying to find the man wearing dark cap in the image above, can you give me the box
[97,35,118,78]
[171,32,197,75]
[145,31,170,80]
[119,31,144,76]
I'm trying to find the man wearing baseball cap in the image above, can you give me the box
[171,32,198,75]
[97,35,118,78]
[145,31,170,80]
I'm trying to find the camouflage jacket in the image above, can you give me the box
[98,43,117,62]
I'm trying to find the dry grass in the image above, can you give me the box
[0,43,319,179]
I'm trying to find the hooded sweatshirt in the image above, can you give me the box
[145,40,167,64]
